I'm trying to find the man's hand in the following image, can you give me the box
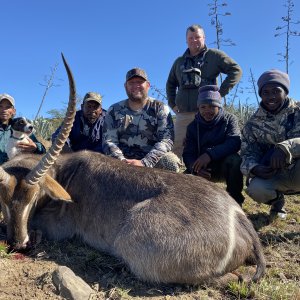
[196,168,212,180]
[270,148,286,169]
[192,153,211,174]
[125,159,144,167]
[251,165,277,179]
[17,138,37,153]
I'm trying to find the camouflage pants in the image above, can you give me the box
[246,159,300,203]
[154,152,182,173]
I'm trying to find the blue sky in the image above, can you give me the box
[1,0,300,119]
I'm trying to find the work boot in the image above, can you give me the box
[269,193,287,220]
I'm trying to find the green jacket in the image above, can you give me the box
[0,123,46,165]
[166,47,242,113]
[240,97,300,176]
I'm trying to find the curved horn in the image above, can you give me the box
[26,53,77,185]
[0,167,10,183]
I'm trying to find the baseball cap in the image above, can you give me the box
[0,94,15,106]
[126,68,148,82]
[83,92,102,105]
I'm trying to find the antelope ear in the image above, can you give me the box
[43,174,72,202]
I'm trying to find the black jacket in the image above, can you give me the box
[52,110,106,153]
[183,110,241,173]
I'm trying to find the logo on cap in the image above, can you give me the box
[126,68,148,82]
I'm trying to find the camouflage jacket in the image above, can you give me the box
[102,98,174,168]
[240,97,300,176]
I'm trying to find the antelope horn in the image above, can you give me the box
[0,167,10,184]
[26,53,77,185]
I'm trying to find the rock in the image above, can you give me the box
[52,266,94,300]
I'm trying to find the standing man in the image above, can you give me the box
[241,70,300,220]
[166,24,242,158]
[0,93,46,164]
[52,92,105,153]
[103,68,181,172]
[183,85,244,206]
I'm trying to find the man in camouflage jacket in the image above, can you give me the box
[103,68,181,172]
[241,70,300,219]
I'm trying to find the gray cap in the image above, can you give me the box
[83,92,102,105]
[257,69,290,96]
[126,68,148,82]
[197,85,222,107]
[0,93,15,106]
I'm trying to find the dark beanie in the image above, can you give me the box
[197,85,222,107]
[257,69,290,96]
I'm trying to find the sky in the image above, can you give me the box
[1,0,300,119]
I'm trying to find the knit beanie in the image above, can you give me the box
[197,85,222,107]
[257,69,290,96]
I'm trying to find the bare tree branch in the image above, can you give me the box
[35,62,60,120]
[249,68,260,105]
[208,0,235,106]
[275,0,300,73]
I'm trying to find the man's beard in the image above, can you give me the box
[126,90,147,103]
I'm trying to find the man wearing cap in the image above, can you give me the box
[166,24,242,158]
[0,93,46,164]
[103,68,181,172]
[241,69,300,219]
[182,85,244,206]
[52,91,105,152]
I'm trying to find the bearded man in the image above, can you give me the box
[103,68,181,172]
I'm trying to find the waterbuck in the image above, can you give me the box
[0,56,265,286]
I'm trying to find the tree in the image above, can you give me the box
[208,0,235,106]
[275,0,300,74]
[248,68,260,105]
[46,94,82,132]
[150,85,167,103]
[34,62,61,120]
[208,0,235,49]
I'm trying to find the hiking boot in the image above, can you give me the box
[269,193,287,220]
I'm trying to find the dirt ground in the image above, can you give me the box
[0,195,299,300]
[0,256,61,300]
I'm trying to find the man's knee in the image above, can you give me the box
[224,153,242,169]
[222,154,243,181]
[246,178,277,203]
